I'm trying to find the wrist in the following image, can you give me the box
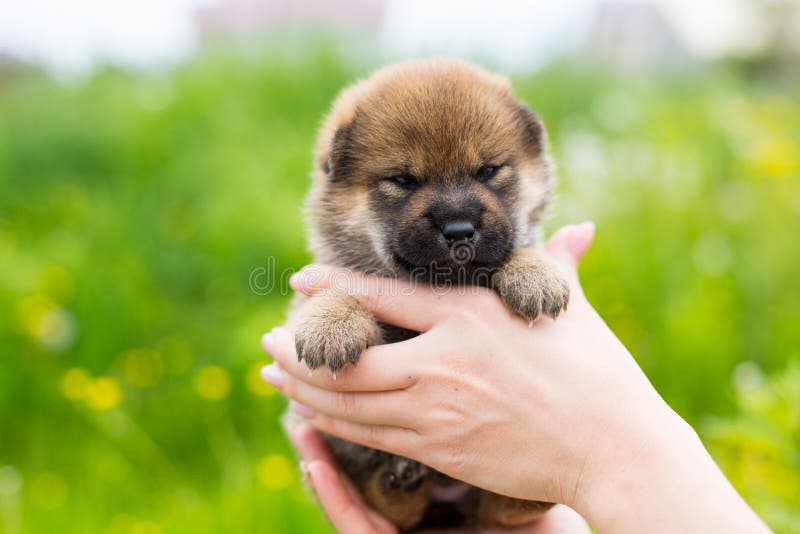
[574,408,697,529]
[573,407,768,533]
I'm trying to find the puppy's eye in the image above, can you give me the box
[387,173,419,190]
[477,165,501,182]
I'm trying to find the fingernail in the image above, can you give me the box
[289,271,302,288]
[290,270,310,292]
[261,331,275,353]
[300,460,313,487]
[568,221,595,255]
[261,363,284,389]
[290,400,316,418]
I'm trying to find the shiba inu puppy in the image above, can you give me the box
[291,58,568,530]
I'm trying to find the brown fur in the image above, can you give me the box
[479,492,555,528]
[290,58,566,530]
[293,290,383,374]
[363,460,431,530]
[492,248,570,322]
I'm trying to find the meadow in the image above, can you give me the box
[0,48,798,532]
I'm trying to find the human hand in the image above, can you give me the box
[265,223,769,533]
[289,421,590,534]
[264,222,644,503]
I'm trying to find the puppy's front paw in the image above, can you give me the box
[493,256,570,323]
[294,293,382,374]
[385,456,429,493]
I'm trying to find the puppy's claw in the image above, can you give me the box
[493,262,570,323]
[383,457,429,494]
[294,309,380,375]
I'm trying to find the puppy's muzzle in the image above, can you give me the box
[427,195,484,249]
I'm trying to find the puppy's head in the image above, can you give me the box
[309,59,553,281]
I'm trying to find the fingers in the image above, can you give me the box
[289,265,470,332]
[291,423,398,533]
[305,459,380,534]
[544,222,595,272]
[525,505,591,534]
[266,364,417,427]
[565,222,595,263]
[289,423,370,508]
[262,326,424,392]
[301,412,418,460]
[289,421,338,465]
[544,222,595,302]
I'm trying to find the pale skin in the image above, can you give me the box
[262,223,771,533]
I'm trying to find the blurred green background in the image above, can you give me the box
[1,44,799,533]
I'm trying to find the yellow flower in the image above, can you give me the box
[256,454,293,490]
[17,295,56,336]
[86,377,123,410]
[130,520,161,534]
[60,368,92,400]
[16,295,77,351]
[107,514,137,533]
[752,138,798,176]
[193,366,231,401]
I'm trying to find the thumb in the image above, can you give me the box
[545,221,596,271]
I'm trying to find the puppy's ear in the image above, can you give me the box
[514,104,546,156]
[325,122,356,182]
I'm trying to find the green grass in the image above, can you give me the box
[0,48,798,532]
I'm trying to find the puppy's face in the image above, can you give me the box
[310,60,552,280]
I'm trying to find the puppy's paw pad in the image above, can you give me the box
[494,265,570,322]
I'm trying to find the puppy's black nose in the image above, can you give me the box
[441,221,476,243]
